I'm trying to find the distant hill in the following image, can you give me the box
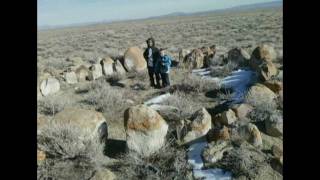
[38,1,282,30]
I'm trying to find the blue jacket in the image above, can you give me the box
[156,55,172,74]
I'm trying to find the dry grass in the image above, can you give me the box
[170,73,219,94]
[37,121,110,180]
[38,95,70,116]
[111,139,191,180]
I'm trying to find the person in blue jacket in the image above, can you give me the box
[157,48,172,88]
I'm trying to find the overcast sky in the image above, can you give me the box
[38,0,281,27]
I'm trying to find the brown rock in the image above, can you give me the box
[75,65,90,82]
[264,80,283,94]
[183,48,204,69]
[231,103,253,119]
[123,47,147,72]
[206,126,230,142]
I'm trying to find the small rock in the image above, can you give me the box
[90,168,116,180]
[202,140,233,164]
[206,126,230,142]
[100,57,114,76]
[40,77,60,96]
[220,109,238,125]
[238,123,263,147]
[231,103,253,119]
[75,65,90,82]
[265,112,283,137]
[182,108,212,144]
[64,71,78,84]
[37,149,46,163]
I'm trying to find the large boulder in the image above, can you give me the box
[183,48,205,69]
[265,112,283,137]
[250,45,278,81]
[100,57,114,76]
[75,65,90,82]
[182,108,212,144]
[64,71,78,84]
[238,123,263,147]
[53,108,108,142]
[114,59,126,75]
[40,77,60,96]
[124,105,168,156]
[246,83,277,105]
[123,47,147,72]
[88,63,103,80]
[201,46,216,67]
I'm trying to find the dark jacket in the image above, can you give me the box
[143,47,160,66]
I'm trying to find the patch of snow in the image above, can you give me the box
[187,140,232,180]
[144,93,171,106]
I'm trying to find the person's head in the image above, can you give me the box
[159,48,166,57]
[146,37,155,47]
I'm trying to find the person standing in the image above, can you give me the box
[143,37,161,88]
[158,48,172,88]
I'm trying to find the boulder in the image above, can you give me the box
[179,49,190,62]
[100,57,114,76]
[183,48,205,69]
[53,108,108,142]
[220,109,238,125]
[201,46,216,67]
[246,83,277,105]
[202,140,233,164]
[40,77,60,96]
[124,105,168,156]
[182,108,212,144]
[258,61,278,81]
[206,126,230,142]
[231,103,253,119]
[251,44,277,64]
[263,80,283,94]
[75,65,90,82]
[64,71,78,84]
[227,48,250,66]
[238,123,263,147]
[123,47,147,72]
[265,112,283,137]
[272,145,283,162]
[88,63,103,80]
[114,59,126,74]
[90,168,116,180]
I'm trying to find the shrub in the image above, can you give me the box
[112,139,191,180]
[170,74,219,94]
[210,61,238,78]
[37,121,109,180]
[246,94,278,123]
[38,95,69,116]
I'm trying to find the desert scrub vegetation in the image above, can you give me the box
[161,91,203,119]
[83,78,131,121]
[37,121,110,180]
[38,95,70,116]
[170,73,219,94]
[111,139,191,180]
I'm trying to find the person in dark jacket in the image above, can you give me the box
[157,48,172,88]
[143,37,161,88]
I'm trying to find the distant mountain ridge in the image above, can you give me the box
[38,1,282,30]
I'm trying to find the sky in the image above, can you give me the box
[38,0,281,27]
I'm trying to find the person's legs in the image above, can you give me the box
[155,72,161,88]
[165,73,170,86]
[148,67,155,87]
[160,73,167,87]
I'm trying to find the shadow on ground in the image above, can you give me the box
[104,139,127,158]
